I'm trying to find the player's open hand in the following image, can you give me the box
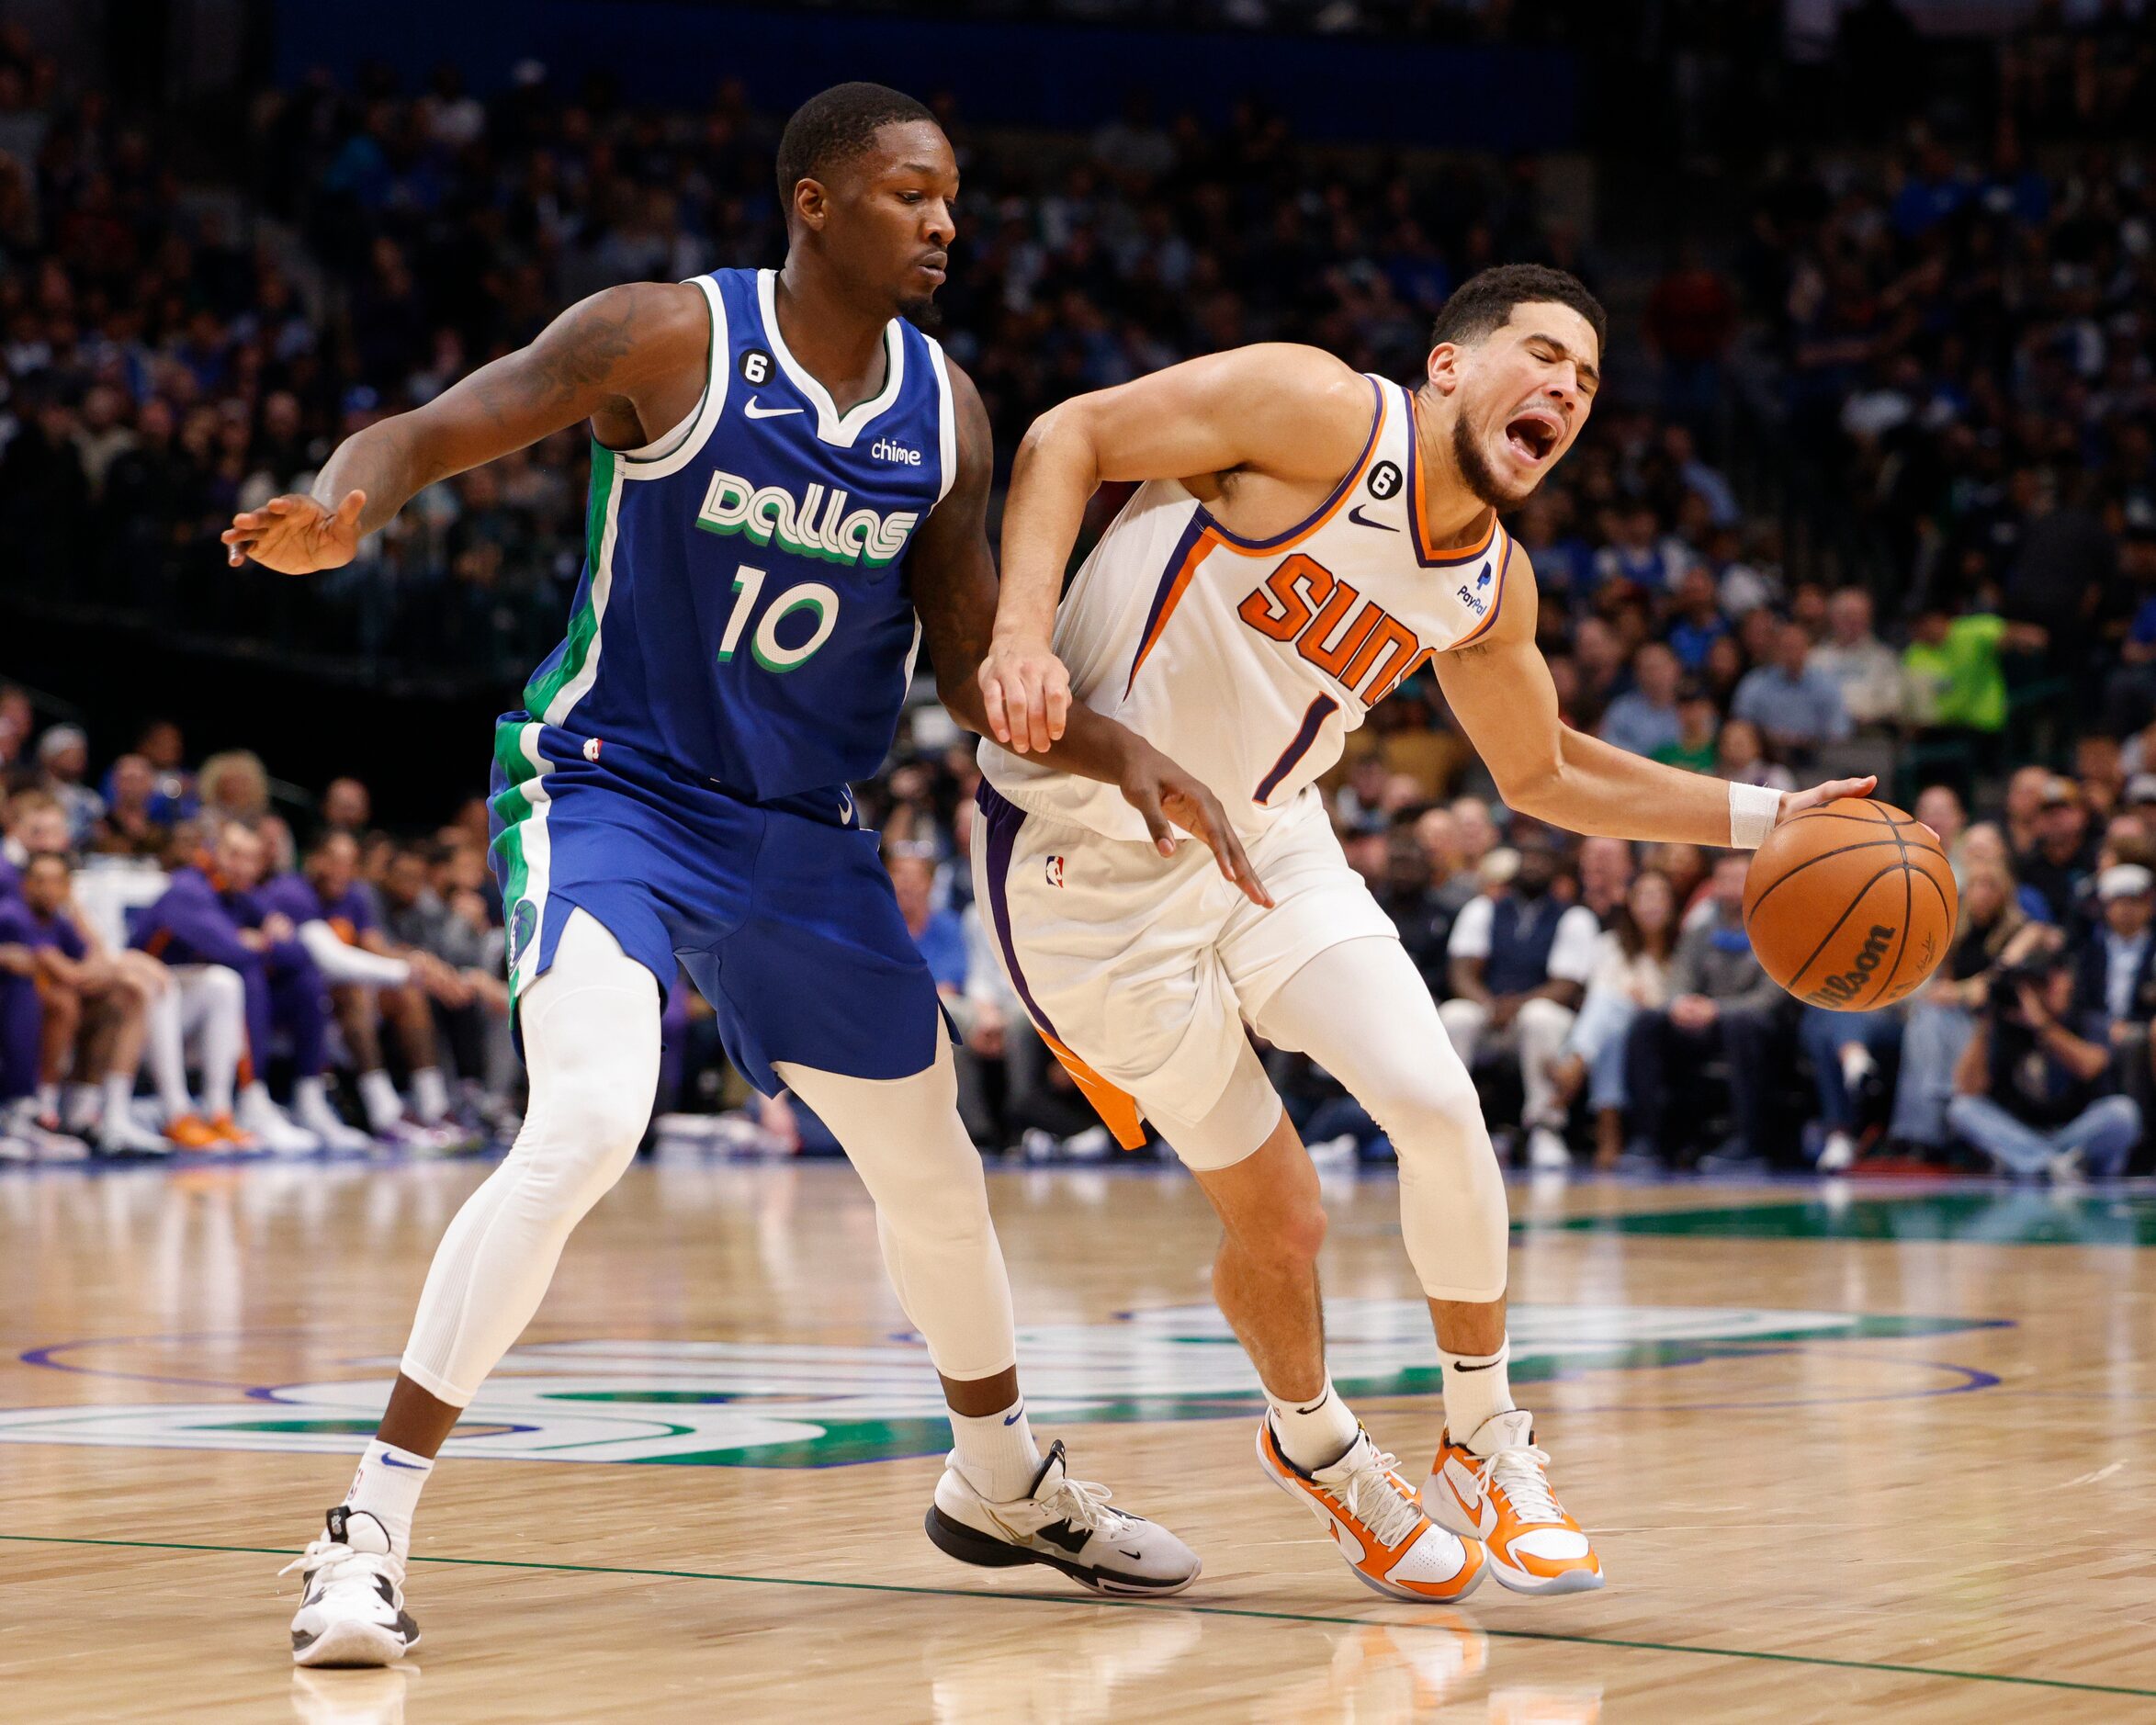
[978,636,1071,755]
[1118,741,1271,909]
[1776,774,1878,825]
[221,490,367,574]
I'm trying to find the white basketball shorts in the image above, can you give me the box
[972,782,1397,1148]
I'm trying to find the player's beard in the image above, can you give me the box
[898,297,944,331]
[1451,412,1530,509]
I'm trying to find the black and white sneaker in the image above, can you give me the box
[925,1439,1201,1595]
[282,1507,420,1667]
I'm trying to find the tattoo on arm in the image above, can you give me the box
[474,293,640,425]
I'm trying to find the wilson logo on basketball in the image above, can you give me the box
[1806,923,1896,1008]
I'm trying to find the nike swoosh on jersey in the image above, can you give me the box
[743,397,804,419]
[1347,504,1398,532]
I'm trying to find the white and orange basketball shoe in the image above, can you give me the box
[1258,1417,1485,1602]
[926,1439,1202,1595]
[1423,1410,1603,1595]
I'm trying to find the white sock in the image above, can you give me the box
[344,1439,435,1559]
[100,1073,134,1129]
[411,1066,449,1124]
[358,1069,404,1133]
[34,1080,57,1116]
[949,1398,1044,1503]
[1442,1340,1515,1442]
[1839,1044,1875,1089]
[143,989,193,1119]
[1265,1378,1360,1471]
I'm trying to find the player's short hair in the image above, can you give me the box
[1429,265,1607,356]
[775,82,937,209]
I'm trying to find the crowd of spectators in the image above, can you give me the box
[0,699,514,1161]
[1,6,2155,1178]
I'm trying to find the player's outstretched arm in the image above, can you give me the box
[1433,547,1873,848]
[221,281,708,574]
[981,343,1375,754]
[911,361,1270,908]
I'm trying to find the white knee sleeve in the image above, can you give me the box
[400,909,660,1405]
[1253,938,1509,1303]
[777,1026,1017,1382]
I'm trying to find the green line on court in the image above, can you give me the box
[3,1531,2150,1700]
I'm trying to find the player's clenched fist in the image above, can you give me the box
[221,490,367,574]
[977,636,1071,755]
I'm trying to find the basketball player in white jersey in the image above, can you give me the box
[970,265,1871,1603]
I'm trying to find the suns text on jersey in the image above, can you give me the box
[1236,552,1433,705]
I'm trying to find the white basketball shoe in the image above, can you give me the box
[284,1508,421,1667]
[926,1439,1202,1595]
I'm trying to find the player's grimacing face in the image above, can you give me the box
[1436,302,1599,508]
[827,120,958,318]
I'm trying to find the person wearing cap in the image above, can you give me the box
[2072,862,2156,1147]
[1948,941,2140,1180]
[2015,776,2097,928]
[35,725,105,847]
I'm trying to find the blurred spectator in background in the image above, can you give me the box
[1809,589,1903,733]
[1439,832,1600,1171]
[1732,619,1850,762]
[1625,852,1789,1170]
[1598,642,1684,760]
[1547,867,1678,1168]
[2016,778,2095,928]
[2075,862,2156,1138]
[1949,943,2139,1180]
[34,726,103,844]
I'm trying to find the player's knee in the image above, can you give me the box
[1234,1192,1326,1269]
[1365,1066,1485,1161]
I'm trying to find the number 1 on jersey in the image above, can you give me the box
[717,567,766,662]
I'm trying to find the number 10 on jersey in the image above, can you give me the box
[717,565,841,673]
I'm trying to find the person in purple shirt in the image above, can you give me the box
[0,853,170,1156]
[273,830,469,1147]
[133,821,326,1152]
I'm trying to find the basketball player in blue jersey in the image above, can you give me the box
[225,84,1263,1669]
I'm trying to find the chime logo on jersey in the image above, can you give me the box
[0,1301,1998,1470]
[695,468,920,569]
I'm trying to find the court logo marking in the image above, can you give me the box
[0,1301,2001,1470]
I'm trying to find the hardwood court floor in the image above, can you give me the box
[3,1156,2152,1722]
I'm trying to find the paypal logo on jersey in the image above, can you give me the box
[870,436,921,466]
[696,469,920,569]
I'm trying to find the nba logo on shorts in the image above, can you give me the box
[1044,855,1066,888]
[582,736,603,762]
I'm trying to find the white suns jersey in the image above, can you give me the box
[979,375,1515,841]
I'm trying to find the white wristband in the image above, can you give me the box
[1729,781,1782,850]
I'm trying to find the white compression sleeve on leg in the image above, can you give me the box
[142,983,193,1117]
[1251,936,1510,1303]
[776,1025,1019,1383]
[298,919,412,987]
[400,908,660,1405]
[195,965,245,1118]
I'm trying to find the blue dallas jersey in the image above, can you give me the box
[519,267,956,802]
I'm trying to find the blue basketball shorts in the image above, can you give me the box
[487,714,941,1095]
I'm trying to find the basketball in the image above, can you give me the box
[1743,798,1958,1011]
